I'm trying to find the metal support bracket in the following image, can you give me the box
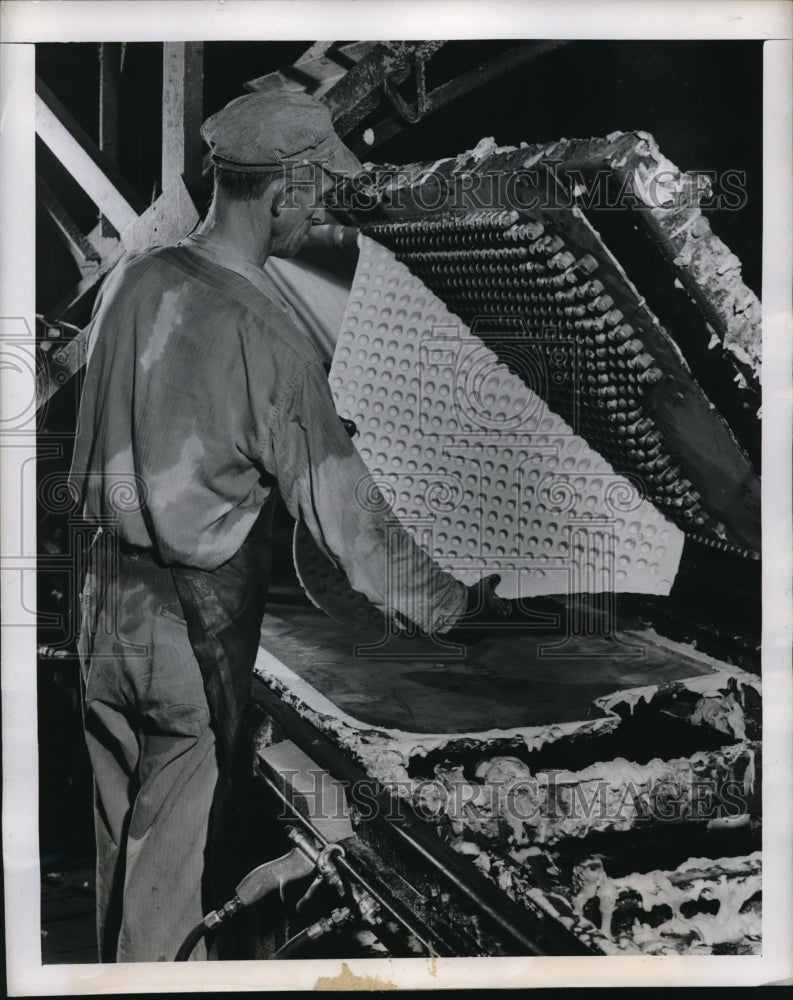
[382,55,428,124]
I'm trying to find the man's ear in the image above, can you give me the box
[269,177,290,217]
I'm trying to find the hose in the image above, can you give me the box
[271,907,353,960]
[174,833,320,959]
[175,896,242,960]
[271,927,311,960]
[174,862,353,960]
[177,907,352,961]
[175,920,212,961]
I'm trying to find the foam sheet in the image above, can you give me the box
[329,237,684,598]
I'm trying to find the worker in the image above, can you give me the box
[69,90,508,963]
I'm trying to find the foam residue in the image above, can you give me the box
[426,743,756,845]
[568,851,761,952]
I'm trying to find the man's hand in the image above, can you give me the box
[444,573,512,643]
[444,575,567,645]
[464,573,512,624]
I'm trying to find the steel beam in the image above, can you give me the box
[36,177,101,272]
[324,41,445,138]
[245,41,377,100]
[98,42,122,236]
[98,42,121,163]
[162,42,204,200]
[35,76,144,236]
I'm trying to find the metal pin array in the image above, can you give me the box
[363,211,717,539]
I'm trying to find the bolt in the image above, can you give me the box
[506,222,545,242]
[589,295,615,314]
[622,338,645,356]
[639,367,664,387]
[631,353,656,372]
[575,254,599,275]
[627,417,654,437]
[550,251,576,271]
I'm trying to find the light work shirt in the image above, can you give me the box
[69,241,468,634]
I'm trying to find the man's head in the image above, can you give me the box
[201,90,362,258]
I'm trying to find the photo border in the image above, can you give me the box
[1,1,791,992]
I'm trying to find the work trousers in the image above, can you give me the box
[77,522,272,962]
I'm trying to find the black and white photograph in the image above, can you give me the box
[1,0,792,992]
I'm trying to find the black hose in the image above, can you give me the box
[174,920,211,961]
[271,927,312,960]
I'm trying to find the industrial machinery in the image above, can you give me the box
[34,40,762,961]
[220,134,761,959]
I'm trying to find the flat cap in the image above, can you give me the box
[201,89,362,175]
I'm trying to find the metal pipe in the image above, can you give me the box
[256,767,439,955]
[259,767,547,956]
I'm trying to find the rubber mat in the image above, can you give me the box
[328,236,684,599]
[256,607,721,734]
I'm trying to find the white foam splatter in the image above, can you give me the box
[139,288,184,373]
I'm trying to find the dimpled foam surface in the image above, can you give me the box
[328,236,684,598]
